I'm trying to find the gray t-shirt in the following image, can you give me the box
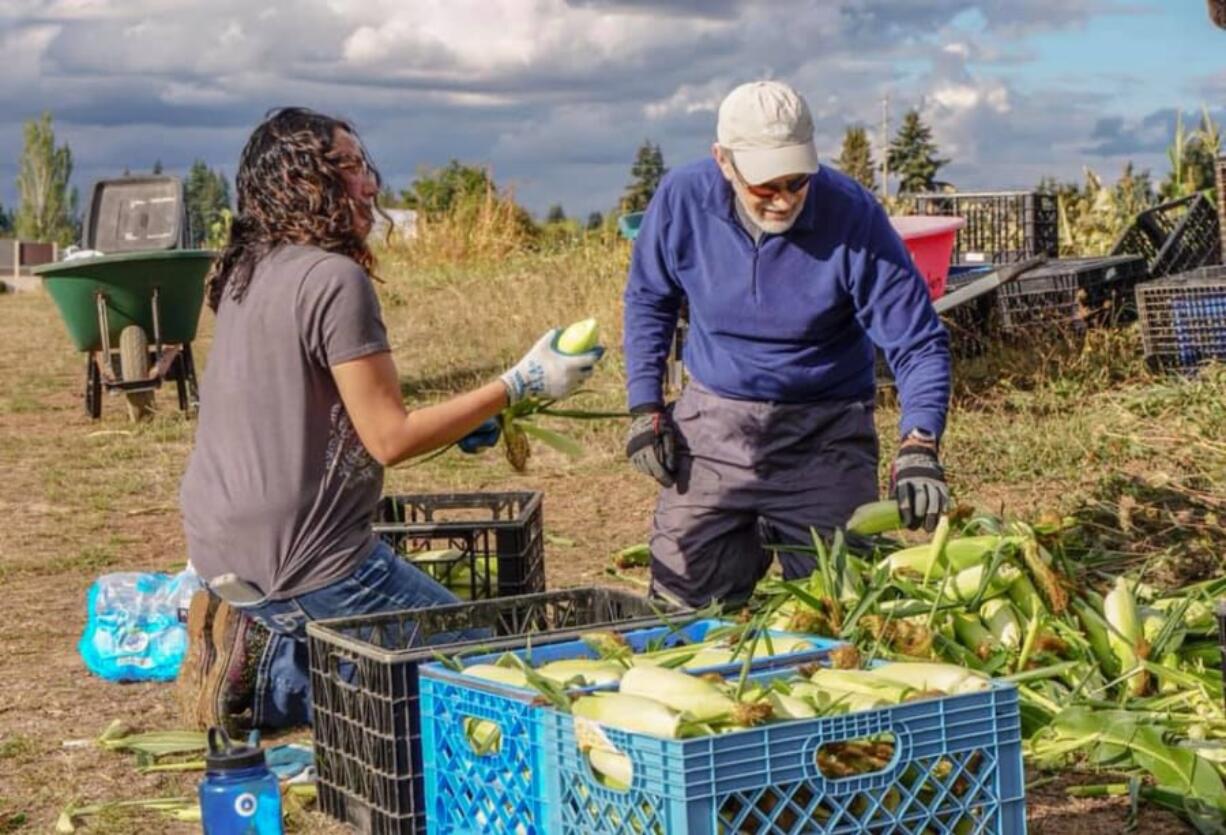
[180,244,390,599]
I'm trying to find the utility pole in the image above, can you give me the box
[880,92,890,200]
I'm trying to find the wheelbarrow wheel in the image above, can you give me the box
[119,325,155,422]
[85,354,101,420]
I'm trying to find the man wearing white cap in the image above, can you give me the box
[623,80,952,608]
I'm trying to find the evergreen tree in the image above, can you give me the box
[184,160,231,247]
[887,109,949,195]
[621,141,666,213]
[15,111,77,246]
[585,211,603,230]
[152,159,164,175]
[545,204,566,223]
[836,125,877,192]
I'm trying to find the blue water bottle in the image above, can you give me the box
[198,727,284,834]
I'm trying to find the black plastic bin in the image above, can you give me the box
[913,190,1059,265]
[1111,194,1221,280]
[373,491,545,601]
[1136,265,1226,371]
[996,255,1148,331]
[306,588,688,835]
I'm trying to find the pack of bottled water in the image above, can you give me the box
[78,566,204,682]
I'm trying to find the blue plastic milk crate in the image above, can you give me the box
[420,655,1026,834]
[418,619,843,834]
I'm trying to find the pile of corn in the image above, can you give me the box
[461,649,988,790]
[757,500,1226,823]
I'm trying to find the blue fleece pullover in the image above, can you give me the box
[623,158,951,438]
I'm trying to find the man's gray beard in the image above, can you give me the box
[755,213,800,235]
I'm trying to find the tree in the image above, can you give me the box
[887,109,949,195]
[621,140,666,213]
[152,159,164,175]
[545,204,566,223]
[836,125,877,192]
[15,111,77,246]
[185,160,231,247]
[400,160,495,218]
[585,211,603,231]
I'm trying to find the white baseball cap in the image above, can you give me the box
[717,80,819,185]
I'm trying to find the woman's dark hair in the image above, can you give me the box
[206,107,385,311]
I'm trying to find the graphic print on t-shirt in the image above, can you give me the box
[325,403,381,485]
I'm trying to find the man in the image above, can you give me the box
[623,80,951,608]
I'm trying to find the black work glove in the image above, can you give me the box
[891,437,949,533]
[625,405,678,488]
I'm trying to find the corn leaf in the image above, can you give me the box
[515,422,584,458]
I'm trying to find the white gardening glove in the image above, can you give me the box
[500,329,605,405]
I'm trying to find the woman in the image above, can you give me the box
[176,107,603,731]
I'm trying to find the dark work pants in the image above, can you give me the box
[649,381,879,608]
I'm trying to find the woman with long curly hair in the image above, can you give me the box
[176,107,603,731]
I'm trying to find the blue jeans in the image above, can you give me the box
[233,540,459,728]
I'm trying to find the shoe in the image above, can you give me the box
[201,601,270,736]
[176,590,220,730]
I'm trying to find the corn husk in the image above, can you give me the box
[618,665,735,723]
[536,659,625,687]
[572,692,686,738]
[981,598,1023,651]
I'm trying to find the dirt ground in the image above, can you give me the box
[0,287,1195,833]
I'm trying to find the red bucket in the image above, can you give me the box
[890,215,966,300]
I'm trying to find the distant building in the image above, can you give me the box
[369,208,417,242]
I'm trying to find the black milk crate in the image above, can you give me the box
[873,267,995,387]
[1217,155,1226,261]
[943,265,1000,357]
[306,588,689,835]
[1111,194,1221,279]
[1136,265,1226,370]
[373,491,544,600]
[997,255,1148,332]
[913,190,1058,265]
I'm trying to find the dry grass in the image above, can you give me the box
[0,231,1216,831]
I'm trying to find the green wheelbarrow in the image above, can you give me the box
[34,249,215,421]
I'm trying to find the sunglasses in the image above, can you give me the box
[728,155,810,198]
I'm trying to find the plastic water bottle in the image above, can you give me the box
[198,727,284,834]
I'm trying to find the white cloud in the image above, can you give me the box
[0,0,1202,216]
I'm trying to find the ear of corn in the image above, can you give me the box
[536,659,626,687]
[845,500,903,535]
[981,598,1023,651]
[768,690,819,720]
[680,648,735,670]
[952,613,996,660]
[1104,576,1149,697]
[463,663,529,688]
[946,563,1021,603]
[618,665,735,723]
[556,318,600,354]
[884,536,1018,579]
[869,662,991,694]
[587,746,632,790]
[1008,574,1047,619]
[572,692,686,738]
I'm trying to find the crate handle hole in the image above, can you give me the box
[815,733,896,779]
[327,654,361,691]
[462,716,503,756]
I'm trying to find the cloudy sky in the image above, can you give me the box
[0,0,1223,220]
